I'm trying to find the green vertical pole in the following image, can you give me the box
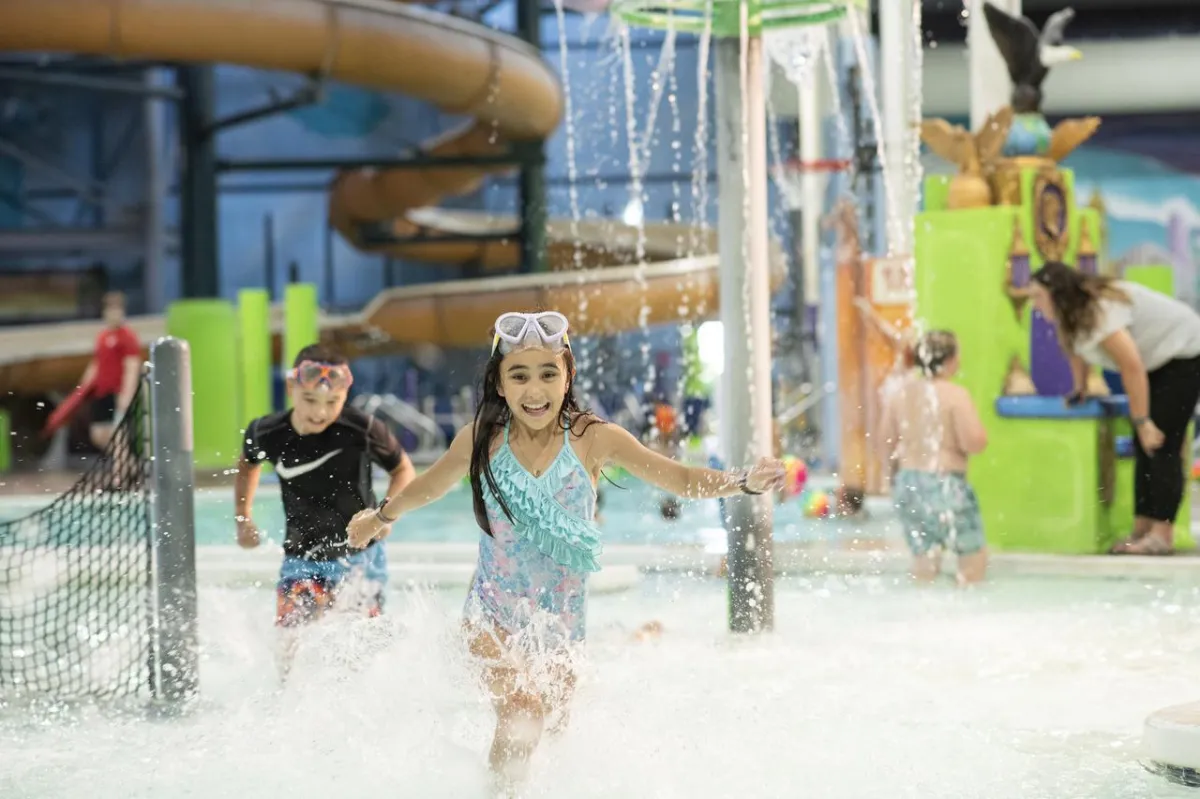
[237,288,272,426]
[166,299,239,469]
[681,324,706,398]
[284,283,319,369]
[0,409,9,472]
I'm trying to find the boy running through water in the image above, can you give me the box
[234,345,415,678]
[879,331,989,585]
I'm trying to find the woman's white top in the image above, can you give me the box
[1074,281,1200,372]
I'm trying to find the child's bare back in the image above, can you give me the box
[883,375,981,474]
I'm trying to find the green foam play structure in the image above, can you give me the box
[237,288,272,427]
[915,166,1192,554]
[166,299,241,471]
[284,283,319,369]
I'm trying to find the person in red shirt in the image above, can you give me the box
[78,292,142,450]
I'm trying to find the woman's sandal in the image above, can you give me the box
[1110,534,1174,556]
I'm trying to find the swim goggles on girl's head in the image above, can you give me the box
[288,361,354,391]
[491,311,571,355]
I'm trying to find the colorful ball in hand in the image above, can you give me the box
[1193,458,1200,481]
[802,489,831,518]
[781,456,808,499]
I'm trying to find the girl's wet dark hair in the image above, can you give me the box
[912,330,959,377]
[1030,260,1130,345]
[468,344,604,536]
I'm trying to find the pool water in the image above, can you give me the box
[1,572,1197,798]
[192,474,896,548]
[0,472,896,548]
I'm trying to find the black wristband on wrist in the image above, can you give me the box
[376,499,399,524]
[739,470,765,496]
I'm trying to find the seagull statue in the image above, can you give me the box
[983,3,1085,157]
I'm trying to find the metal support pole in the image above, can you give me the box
[516,0,548,274]
[143,69,167,313]
[264,213,277,299]
[715,36,775,634]
[0,137,116,214]
[0,67,184,99]
[206,85,322,136]
[881,0,913,255]
[797,56,824,319]
[178,67,220,298]
[148,337,199,707]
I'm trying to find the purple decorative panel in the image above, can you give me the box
[1030,309,1073,396]
[1010,254,1031,288]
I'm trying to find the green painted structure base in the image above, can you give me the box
[284,283,319,370]
[237,289,272,427]
[166,299,240,470]
[916,169,1193,554]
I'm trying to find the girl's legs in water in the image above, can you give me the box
[465,623,576,783]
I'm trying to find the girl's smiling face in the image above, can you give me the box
[498,347,569,431]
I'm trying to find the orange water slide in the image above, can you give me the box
[0,0,785,397]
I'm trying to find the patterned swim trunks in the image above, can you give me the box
[892,469,986,556]
[275,544,388,628]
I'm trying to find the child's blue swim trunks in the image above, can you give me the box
[275,543,388,627]
[892,469,986,556]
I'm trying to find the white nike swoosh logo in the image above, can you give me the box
[275,449,343,480]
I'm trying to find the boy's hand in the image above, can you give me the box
[236,516,261,549]
[347,508,387,549]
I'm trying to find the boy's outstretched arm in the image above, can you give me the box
[590,423,785,499]
[348,424,474,547]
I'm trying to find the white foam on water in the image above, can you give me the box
[1,574,1199,798]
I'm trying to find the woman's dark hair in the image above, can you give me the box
[1031,260,1130,345]
[912,330,959,378]
[469,344,604,536]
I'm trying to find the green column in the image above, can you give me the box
[1123,265,1174,296]
[166,299,239,469]
[0,409,9,473]
[237,288,272,425]
[681,324,707,398]
[284,283,319,368]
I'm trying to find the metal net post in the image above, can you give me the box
[148,337,198,706]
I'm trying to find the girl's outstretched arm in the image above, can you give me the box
[592,423,785,499]
[347,423,474,548]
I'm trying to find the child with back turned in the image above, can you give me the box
[879,330,989,585]
[345,311,785,793]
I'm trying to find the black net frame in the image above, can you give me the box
[0,374,154,703]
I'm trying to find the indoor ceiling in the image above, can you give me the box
[915,0,1199,43]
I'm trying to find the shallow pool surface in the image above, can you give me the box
[193,476,895,548]
[1,573,1198,798]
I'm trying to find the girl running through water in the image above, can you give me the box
[346,311,785,790]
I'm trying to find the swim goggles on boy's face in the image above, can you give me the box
[491,312,571,355]
[288,361,354,391]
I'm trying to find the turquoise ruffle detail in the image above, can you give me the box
[487,445,603,573]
